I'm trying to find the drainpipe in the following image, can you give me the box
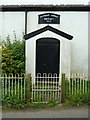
[25,10,27,34]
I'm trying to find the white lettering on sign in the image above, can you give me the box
[38,13,60,24]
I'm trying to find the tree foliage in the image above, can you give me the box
[1,33,25,74]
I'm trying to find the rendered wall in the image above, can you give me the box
[0,12,3,39]
[0,11,88,75]
[0,12,25,41]
[27,12,88,75]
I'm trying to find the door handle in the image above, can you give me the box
[44,64,46,66]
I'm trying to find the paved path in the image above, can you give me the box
[0,106,2,120]
[2,105,88,118]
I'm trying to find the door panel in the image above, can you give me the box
[36,38,60,76]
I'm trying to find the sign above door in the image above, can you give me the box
[38,13,60,24]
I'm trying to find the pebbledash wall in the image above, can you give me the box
[0,5,88,81]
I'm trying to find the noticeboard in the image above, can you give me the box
[38,13,60,24]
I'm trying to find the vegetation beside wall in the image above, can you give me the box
[2,93,89,110]
[64,78,89,106]
[2,95,58,110]
[0,32,25,74]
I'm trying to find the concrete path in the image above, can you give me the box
[2,105,88,118]
[0,106,2,120]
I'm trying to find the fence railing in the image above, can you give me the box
[63,73,89,103]
[0,73,89,103]
[0,73,27,99]
[32,73,61,103]
[69,73,89,95]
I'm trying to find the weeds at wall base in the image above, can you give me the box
[64,93,89,106]
[2,93,89,110]
[2,95,59,110]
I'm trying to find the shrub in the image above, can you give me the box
[1,32,25,74]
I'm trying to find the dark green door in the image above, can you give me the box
[36,38,60,76]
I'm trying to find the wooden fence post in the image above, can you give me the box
[30,74,32,103]
[27,74,32,103]
[61,73,65,103]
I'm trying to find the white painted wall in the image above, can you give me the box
[27,12,88,75]
[0,12,3,40]
[0,11,88,76]
[0,12,25,41]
